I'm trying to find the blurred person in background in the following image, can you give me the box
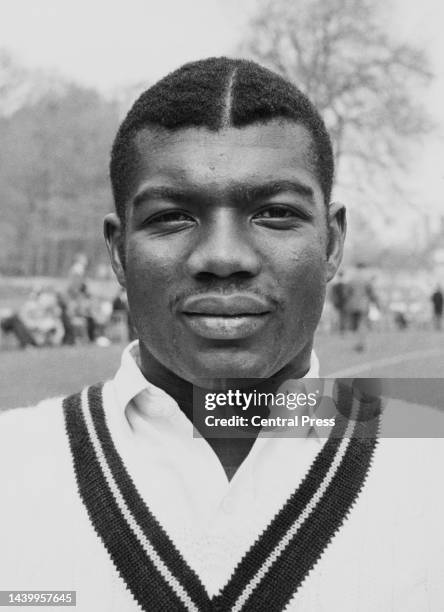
[57,290,76,345]
[329,268,351,334]
[89,293,113,346]
[1,287,63,348]
[431,284,443,330]
[68,252,88,290]
[61,254,94,344]
[347,262,379,351]
[78,283,97,343]
[112,286,137,342]
[393,309,408,330]
[30,286,64,346]
[0,300,38,349]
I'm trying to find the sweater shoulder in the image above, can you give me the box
[0,391,85,465]
[0,395,65,438]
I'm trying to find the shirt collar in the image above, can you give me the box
[113,340,321,410]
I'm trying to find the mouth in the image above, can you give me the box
[180,294,273,340]
[181,313,270,340]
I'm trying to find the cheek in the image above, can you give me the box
[124,239,180,322]
[278,240,327,317]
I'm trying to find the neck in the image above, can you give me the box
[138,343,314,422]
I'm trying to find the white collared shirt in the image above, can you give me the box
[106,341,322,596]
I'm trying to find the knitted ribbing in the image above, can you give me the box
[63,381,379,611]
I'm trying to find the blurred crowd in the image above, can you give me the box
[0,254,134,350]
[1,256,443,353]
[326,263,443,350]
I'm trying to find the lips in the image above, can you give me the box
[180,294,273,340]
[181,294,271,316]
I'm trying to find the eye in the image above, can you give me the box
[140,209,196,234]
[252,205,312,230]
[255,206,297,219]
[150,211,194,224]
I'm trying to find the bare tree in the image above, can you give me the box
[241,0,433,183]
[0,85,119,275]
[0,48,68,117]
[0,49,28,115]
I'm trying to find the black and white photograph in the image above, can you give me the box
[0,1,443,610]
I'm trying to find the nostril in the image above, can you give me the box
[193,270,256,282]
[186,251,261,279]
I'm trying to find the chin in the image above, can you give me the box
[179,350,275,386]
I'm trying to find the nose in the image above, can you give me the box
[184,210,261,279]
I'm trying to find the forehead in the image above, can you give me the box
[130,120,320,195]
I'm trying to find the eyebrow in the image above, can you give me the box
[229,180,314,203]
[132,179,315,208]
[132,186,191,208]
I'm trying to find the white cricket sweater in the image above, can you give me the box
[1,356,443,611]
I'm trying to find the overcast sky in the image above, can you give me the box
[0,0,441,92]
[1,0,443,240]
[0,0,253,91]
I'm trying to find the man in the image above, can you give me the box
[0,287,62,349]
[0,307,38,349]
[347,262,379,351]
[330,269,351,333]
[1,58,443,612]
[431,284,443,330]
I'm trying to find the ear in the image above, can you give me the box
[326,201,346,282]
[104,213,126,287]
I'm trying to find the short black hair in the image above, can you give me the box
[110,57,334,222]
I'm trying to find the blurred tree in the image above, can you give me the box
[241,0,433,181]
[0,84,119,275]
[0,48,65,116]
[0,49,28,115]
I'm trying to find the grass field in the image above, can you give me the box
[1,329,443,409]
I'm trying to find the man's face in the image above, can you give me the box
[106,120,344,384]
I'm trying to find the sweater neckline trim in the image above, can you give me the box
[64,382,379,612]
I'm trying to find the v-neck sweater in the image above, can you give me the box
[1,347,443,611]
